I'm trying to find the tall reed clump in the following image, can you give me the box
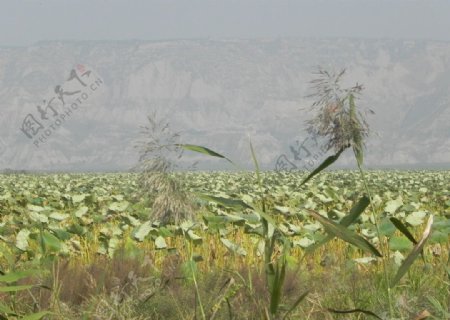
[305,68,371,164]
[135,114,211,318]
[135,112,195,225]
[152,68,435,319]
[302,67,434,319]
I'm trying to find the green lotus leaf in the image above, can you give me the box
[74,206,88,218]
[220,238,246,256]
[72,194,86,203]
[293,237,315,248]
[384,197,403,214]
[389,236,413,251]
[133,221,154,242]
[16,229,31,251]
[49,212,69,221]
[405,211,427,226]
[108,201,129,212]
[155,236,167,249]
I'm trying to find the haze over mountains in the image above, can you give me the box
[0,38,449,171]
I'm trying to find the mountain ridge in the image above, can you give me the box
[0,38,449,171]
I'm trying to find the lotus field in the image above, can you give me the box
[0,170,449,319]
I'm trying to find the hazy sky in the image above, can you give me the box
[1,0,450,46]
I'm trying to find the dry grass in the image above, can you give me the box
[3,232,448,319]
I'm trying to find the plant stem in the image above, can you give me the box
[356,161,394,318]
[184,230,206,320]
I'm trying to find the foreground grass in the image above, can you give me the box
[4,237,449,319]
[0,170,449,319]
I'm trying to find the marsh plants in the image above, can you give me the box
[135,69,438,319]
[135,112,196,225]
[304,69,437,318]
[0,69,440,319]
